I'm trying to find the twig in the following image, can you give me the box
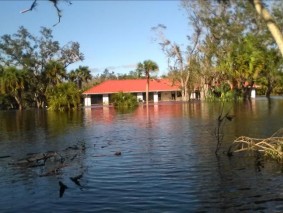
[20,0,37,13]
[20,0,72,27]
[228,130,283,163]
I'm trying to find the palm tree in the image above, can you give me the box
[136,60,159,106]
[43,60,66,87]
[69,66,92,90]
[0,67,27,110]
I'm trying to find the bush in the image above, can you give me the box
[46,82,81,111]
[111,92,138,109]
[206,89,242,102]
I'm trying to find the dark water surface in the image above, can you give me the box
[1,98,283,212]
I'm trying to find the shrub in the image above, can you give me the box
[111,92,138,109]
[46,82,81,111]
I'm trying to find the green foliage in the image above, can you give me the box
[219,90,241,102]
[136,60,159,78]
[0,26,84,109]
[181,0,283,99]
[111,92,138,110]
[0,66,29,109]
[206,83,242,102]
[46,82,81,111]
[0,94,16,110]
[43,60,66,86]
[68,66,92,90]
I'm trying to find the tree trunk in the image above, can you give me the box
[265,78,272,98]
[146,73,149,107]
[35,95,45,108]
[242,81,254,100]
[252,0,283,57]
[14,96,23,110]
[243,87,251,100]
[78,80,82,90]
[184,87,189,101]
[265,87,272,98]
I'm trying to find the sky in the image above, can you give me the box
[0,0,193,76]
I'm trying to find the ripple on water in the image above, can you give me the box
[1,101,283,212]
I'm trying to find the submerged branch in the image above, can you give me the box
[228,129,283,163]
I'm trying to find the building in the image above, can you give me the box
[82,78,182,106]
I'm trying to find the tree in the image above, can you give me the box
[46,82,80,111]
[117,70,142,79]
[0,26,84,109]
[181,0,283,100]
[136,60,159,106]
[68,66,92,90]
[152,21,201,101]
[215,0,283,57]
[228,34,267,99]
[257,48,283,97]
[250,0,283,57]
[43,60,67,87]
[0,67,28,110]
[99,69,117,81]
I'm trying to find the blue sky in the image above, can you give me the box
[0,1,192,76]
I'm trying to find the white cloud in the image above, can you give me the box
[106,63,137,70]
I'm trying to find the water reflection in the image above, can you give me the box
[1,98,283,212]
[84,106,116,124]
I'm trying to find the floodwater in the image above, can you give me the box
[0,98,283,212]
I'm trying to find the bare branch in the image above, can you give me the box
[20,0,37,13]
[50,0,62,27]
[20,0,72,27]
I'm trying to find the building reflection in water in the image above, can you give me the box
[84,106,116,124]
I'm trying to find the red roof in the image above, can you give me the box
[83,79,180,95]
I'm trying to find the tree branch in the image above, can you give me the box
[20,0,72,27]
[49,0,62,27]
[20,0,37,13]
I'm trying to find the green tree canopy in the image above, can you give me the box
[68,66,92,90]
[0,26,84,109]
[46,82,81,111]
[0,67,28,110]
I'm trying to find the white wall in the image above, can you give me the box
[251,89,256,98]
[137,93,143,102]
[103,94,109,105]
[153,92,159,103]
[84,96,91,106]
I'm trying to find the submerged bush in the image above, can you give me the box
[111,92,138,109]
[46,82,81,111]
[206,89,242,102]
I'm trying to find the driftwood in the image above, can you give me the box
[228,128,283,163]
[6,140,87,198]
[9,141,86,177]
